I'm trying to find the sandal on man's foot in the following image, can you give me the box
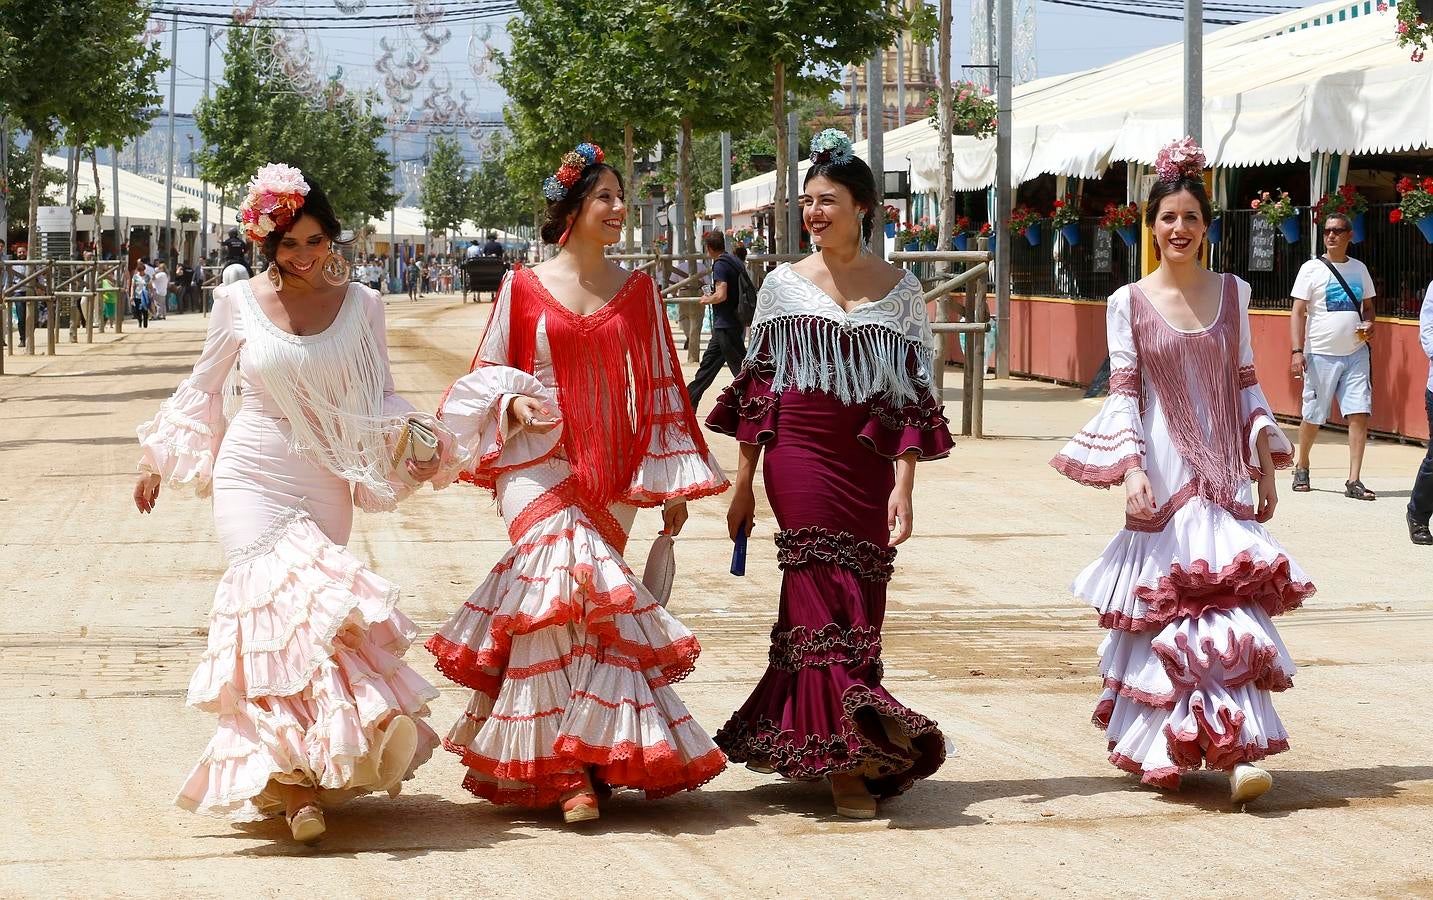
[1291,468,1311,492]
[1344,479,1377,501]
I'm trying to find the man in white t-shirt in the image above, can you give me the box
[1408,281,1433,545]
[1288,212,1377,500]
[150,262,170,321]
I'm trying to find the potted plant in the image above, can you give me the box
[1314,184,1371,243]
[1207,204,1224,245]
[1391,0,1433,62]
[1391,176,1433,243]
[651,233,669,254]
[1051,197,1080,247]
[918,218,939,251]
[1252,190,1299,244]
[1009,205,1043,246]
[897,222,919,251]
[883,204,901,238]
[1099,202,1140,247]
[926,81,998,139]
[951,215,972,250]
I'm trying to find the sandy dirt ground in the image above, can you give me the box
[1,293,1431,899]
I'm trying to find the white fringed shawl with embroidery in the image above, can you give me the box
[236,281,396,503]
[746,263,935,404]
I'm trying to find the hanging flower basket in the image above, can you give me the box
[925,81,998,140]
[1207,216,1222,245]
[1314,185,1370,244]
[1391,177,1433,243]
[1278,216,1301,244]
[1024,223,1041,247]
[1099,202,1141,248]
[1391,0,1433,62]
[1252,189,1299,242]
[1059,223,1080,247]
[1116,225,1140,247]
[952,233,969,251]
[1351,211,1367,244]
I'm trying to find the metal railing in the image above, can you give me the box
[2,258,126,374]
[1006,217,1141,302]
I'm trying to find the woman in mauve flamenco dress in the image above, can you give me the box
[708,131,952,820]
[133,166,444,844]
[1050,139,1315,807]
[425,144,729,824]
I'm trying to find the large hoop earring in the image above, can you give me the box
[321,251,350,286]
[267,264,284,291]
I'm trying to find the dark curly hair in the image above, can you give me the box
[540,163,624,245]
[261,175,344,263]
[803,153,880,247]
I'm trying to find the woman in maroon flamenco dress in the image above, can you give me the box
[708,130,953,819]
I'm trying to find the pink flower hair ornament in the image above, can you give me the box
[238,163,310,243]
[1154,136,1207,184]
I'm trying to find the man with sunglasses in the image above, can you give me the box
[1289,212,1378,500]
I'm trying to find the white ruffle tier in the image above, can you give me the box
[426,507,724,807]
[1074,498,1313,788]
[434,367,563,491]
[136,379,225,496]
[176,509,439,821]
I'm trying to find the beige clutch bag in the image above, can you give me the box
[391,418,439,486]
[641,533,676,607]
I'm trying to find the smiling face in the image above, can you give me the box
[568,169,626,247]
[800,174,866,252]
[1151,188,1207,264]
[272,214,331,282]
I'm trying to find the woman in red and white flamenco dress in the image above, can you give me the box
[426,147,729,823]
[1050,140,1314,806]
[134,168,444,843]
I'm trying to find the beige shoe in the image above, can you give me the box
[374,714,418,793]
[830,775,877,820]
[287,805,326,844]
[1230,763,1273,806]
[745,761,777,775]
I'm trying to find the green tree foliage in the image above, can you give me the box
[0,0,163,251]
[420,136,468,236]
[194,28,397,228]
[468,134,530,231]
[2,130,64,232]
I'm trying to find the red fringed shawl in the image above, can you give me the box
[493,263,705,508]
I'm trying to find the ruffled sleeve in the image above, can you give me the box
[1050,288,1147,487]
[432,273,563,491]
[624,277,729,506]
[135,284,242,496]
[706,366,779,445]
[860,389,954,460]
[1234,276,1294,473]
[352,287,457,511]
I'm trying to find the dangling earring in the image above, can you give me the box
[267,264,284,291]
[321,251,350,286]
[557,220,574,247]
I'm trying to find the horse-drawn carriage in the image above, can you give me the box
[462,256,508,302]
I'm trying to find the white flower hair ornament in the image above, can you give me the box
[809,129,855,166]
[1154,137,1207,184]
[238,163,310,242]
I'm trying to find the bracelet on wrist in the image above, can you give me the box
[1291,348,1303,355]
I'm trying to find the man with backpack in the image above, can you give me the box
[1289,211,1378,500]
[685,231,755,409]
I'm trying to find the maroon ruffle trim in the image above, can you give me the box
[1100,549,1316,633]
[1049,451,1144,489]
[857,398,954,461]
[705,369,778,445]
[775,526,897,583]
[769,623,882,674]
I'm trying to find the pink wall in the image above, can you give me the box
[943,295,1430,442]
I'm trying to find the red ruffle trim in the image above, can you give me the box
[623,474,731,508]
[449,740,727,807]
[1098,549,1315,633]
[1049,451,1144,489]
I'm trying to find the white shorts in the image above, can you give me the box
[1301,345,1372,425]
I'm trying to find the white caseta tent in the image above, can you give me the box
[706,0,1433,216]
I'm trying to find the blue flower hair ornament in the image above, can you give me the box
[542,142,607,202]
[809,129,855,166]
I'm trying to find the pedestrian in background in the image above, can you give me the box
[151,261,170,321]
[1289,212,1378,499]
[685,231,749,409]
[130,262,150,329]
[1408,280,1433,546]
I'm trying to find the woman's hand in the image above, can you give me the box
[134,473,161,513]
[1124,469,1157,520]
[727,482,756,542]
[1256,471,1278,522]
[406,456,441,483]
[887,486,914,546]
[662,499,689,537]
[507,395,560,435]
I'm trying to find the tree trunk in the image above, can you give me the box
[937,0,954,262]
[67,143,81,255]
[91,147,104,257]
[679,116,693,259]
[624,123,635,252]
[27,138,46,257]
[773,61,787,255]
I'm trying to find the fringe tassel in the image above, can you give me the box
[238,284,396,504]
[746,315,935,405]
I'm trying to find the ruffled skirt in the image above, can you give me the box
[176,509,440,821]
[1076,497,1314,788]
[425,460,725,807]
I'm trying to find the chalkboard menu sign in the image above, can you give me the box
[1093,228,1113,273]
[1250,217,1276,272]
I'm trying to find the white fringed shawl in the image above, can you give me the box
[237,282,395,503]
[747,263,935,404]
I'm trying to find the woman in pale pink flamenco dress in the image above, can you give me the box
[425,147,729,824]
[134,169,443,843]
[1050,141,1314,808]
